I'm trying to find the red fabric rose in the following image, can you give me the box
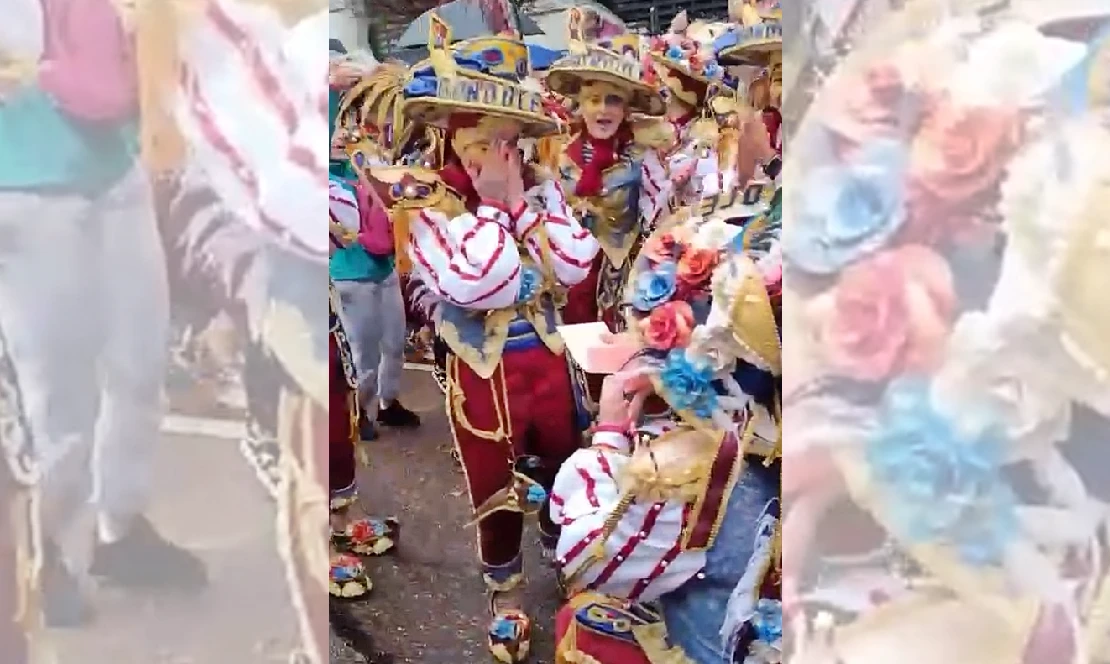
[818,245,955,381]
[640,301,696,351]
[677,247,718,289]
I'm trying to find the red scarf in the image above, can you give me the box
[570,124,630,198]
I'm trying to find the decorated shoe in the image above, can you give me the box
[329,553,371,599]
[487,598,532,663]
[343,517,399,556]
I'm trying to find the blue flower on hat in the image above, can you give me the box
[866,376,1019,566]
[667,45,684,61]
[660,350,718,419]
[783,138,908,275]
[752,599,783,644]
[631,262,678,312]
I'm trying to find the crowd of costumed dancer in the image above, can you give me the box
[327,1,783,662]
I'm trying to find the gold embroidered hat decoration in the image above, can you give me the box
[401,14,558,137]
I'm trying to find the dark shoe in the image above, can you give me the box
[377,401,421,428]
[41,541,94,628]
[359,417,379,442]
[89,516,208,591]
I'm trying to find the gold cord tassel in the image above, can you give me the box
[135,1,186,174]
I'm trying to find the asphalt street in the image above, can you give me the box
[40,368,558,664]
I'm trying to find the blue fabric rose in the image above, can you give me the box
[659,350,718,418]
[489,616,519,640]
[866,376,1019,566]
[516,265,541,303]
[783,138,908,275]
[667,45,684,61]
[752,599,782,644]
[525,483,547,506]
[631,262,678,312]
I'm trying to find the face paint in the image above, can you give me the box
[579,82,630,140]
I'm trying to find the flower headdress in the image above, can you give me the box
[784,5,1110,662]
[619,200,781,445]
[646,11,726,108]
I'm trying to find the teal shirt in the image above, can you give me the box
[0,87,137,193]
[329,172,395,283]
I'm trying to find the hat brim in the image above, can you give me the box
[717,39,782,66]
[403,97,559,138]
[545,67,666,116]
[649,52,712,86]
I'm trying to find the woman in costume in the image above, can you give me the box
[541,8,671,331]
[550,199,783,664]
[400,16,600,663]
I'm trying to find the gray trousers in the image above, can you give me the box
[0,166,168,571]
[333,272,406,413]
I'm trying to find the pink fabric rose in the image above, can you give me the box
[822,64,911,150]
[903,95,1022,245]
[642,232,680,265]
[818,245,955,381]
[641,301,695,351]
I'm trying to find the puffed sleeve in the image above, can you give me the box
[549,431,706,603]
[511,180,600,287]
[671,145,733,199]
[639,149,672,229]
[407,205,522,310]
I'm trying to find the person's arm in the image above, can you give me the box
[639,149,672,228]
[512,180,600,287]
[407,205,522,310]
[550,428,706,602]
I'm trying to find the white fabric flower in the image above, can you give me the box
[931,312,1071,459]
[947,22,1087,108]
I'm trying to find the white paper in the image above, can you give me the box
[556,322,612,374]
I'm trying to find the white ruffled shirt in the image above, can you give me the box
[550,422,708,603]
[174,0,329,262]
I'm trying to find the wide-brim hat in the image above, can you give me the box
[714,12,782,67]
[546,45,665,116]
[401,17,559,137]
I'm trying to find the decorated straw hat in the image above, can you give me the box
[619,196,781,450]
[646,11,727,107]
[545,7,665,116]
[715,0,782,67]
[402,14,558,137]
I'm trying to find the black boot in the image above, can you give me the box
[377,400,421,428]
[89,516,207,591]
[41,541,94,628]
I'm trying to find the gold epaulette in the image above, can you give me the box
[365,166,465,273]
[619,426,720,503]
[631,117,677,150]
[534,133,572,174]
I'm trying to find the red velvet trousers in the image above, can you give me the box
[0,462,25,663]
[447,342,580,568]
[329,331,356,493]
[562,255,620,331]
